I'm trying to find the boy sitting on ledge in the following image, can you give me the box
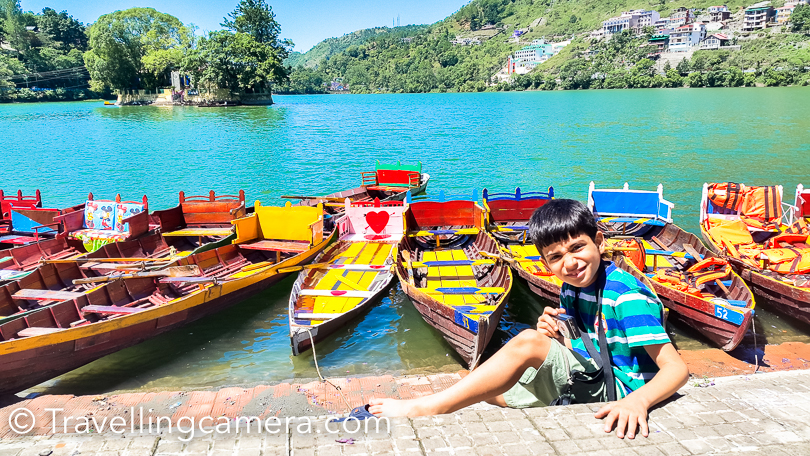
[370,199,689,439]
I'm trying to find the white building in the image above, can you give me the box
[668,23,706,51]
[602,9,661,36]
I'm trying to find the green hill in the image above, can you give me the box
[279,0,810,93]
[284,25,429,69]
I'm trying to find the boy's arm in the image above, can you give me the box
[595,342,688,439]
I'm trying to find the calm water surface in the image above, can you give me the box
[2,89,810,395]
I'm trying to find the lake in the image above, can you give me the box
[2,88,810,395]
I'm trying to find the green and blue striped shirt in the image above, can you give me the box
[561,261,670,393]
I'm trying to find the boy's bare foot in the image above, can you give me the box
[368,397,435,417]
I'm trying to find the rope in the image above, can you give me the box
[306,329,352,410]
[752,315,760,373]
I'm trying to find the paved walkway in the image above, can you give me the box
[2,369,810,455]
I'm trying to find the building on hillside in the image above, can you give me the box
[743,2,775,31]
[451,36,481,46]
[654,17,675,34]
[601,9,661,36]
[506,39,568,75]
[670,7,695,27]
[709,5,732,21]
[775,2,802,24]
[668,23,706,52]
[590,28,606,40]
[700,33,730,49]
[513,39,553,60]
[648,34,670,55]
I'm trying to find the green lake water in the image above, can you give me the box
[2,88,810,395]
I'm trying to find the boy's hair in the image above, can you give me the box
[529,199,599,255]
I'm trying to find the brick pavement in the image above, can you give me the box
[2,369,810,455]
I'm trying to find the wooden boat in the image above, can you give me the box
[288,197,406,355]
[0,238,86,287]
[0,201,334,395]
[482,187,562,303]
[0,190,82,251]
[289,161,430,215]
[699,182,810,326]
[151,190,248,254]
[590,182,754,351]
[395,190,512,369]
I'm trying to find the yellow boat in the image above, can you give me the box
[289,197,406,354]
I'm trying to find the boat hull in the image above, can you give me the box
[610,223,754,351]
[0,235,332,396]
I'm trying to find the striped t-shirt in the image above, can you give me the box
[560,261,670,393]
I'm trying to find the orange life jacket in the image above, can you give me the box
[615,238,646,271]
[783,218,809,235]
[739,186,782,230]
[652,269,702,297]
[766,233,810,249]
[768,249,810,275]
[686,257,732,286]
[708,182,746,212]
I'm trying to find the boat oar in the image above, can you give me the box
[42,257,175,264]
[72,265,202,285]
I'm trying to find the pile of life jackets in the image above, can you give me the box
[706,215,810,275]
[707,182,783,231]
[652,258,733,298]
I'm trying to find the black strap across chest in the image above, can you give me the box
[573,268,617,402]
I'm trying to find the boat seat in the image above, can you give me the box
[12,289,85,301]
[239,240,311,252]
[427,287,504,295]
[163,227,233,237]
[17,327,65,337]
[0,235,39,245]
[409,259,494,268]
[408,228,479,237]
[294,312,338,320]
[598,217,667,227]
[299,289,375,298]
[82,305,145,315]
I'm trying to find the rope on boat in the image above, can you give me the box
[306,329,352,410]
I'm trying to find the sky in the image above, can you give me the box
[19,0,466,52]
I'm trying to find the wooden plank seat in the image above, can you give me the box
[82,305,145,315]
[12,289,85,301]
[299,289,375,298]
[598,217,667,227]
[490,225,529,232]
[163,227,233,237]
[409,259,495,268]
[294,312,338,320]
[409,228,479,237]
[239,240,310,252]
[317,264,390,271]
[427,287,505,295]
[17,327,65,337]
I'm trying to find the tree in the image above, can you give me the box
[792,4,810,33]
[183,30,286,92]
[35,8,87,51]
[676,58,690,75]
[2,0,28,56]
[83,8,191,90]
[222,0,291,56]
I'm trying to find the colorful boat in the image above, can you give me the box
[288,197,406,355]
[590,182,754,351]
[0,201,334,395]
[794,184,809,223]
[699,182,810,326]
[0,238,85,286]
[482,187,562,303]
[0,189,82,251]
[151,190,248,254]
[395,190,512,369]
[289,161,430,214]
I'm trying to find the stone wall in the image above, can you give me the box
[116,88,273,106]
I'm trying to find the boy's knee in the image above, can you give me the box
[511,329,552,353]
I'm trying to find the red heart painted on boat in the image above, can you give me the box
[331,290,347,296]
[365,211,390,233]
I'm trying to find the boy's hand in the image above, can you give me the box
[536,307,565,345]
[594,395,650,439]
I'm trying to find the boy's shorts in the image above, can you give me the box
[502,341,625,408]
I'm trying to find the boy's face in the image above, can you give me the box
[540,231,605,288]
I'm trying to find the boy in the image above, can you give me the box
[369,199,689,439]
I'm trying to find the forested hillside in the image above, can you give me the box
[280,0,810,93]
